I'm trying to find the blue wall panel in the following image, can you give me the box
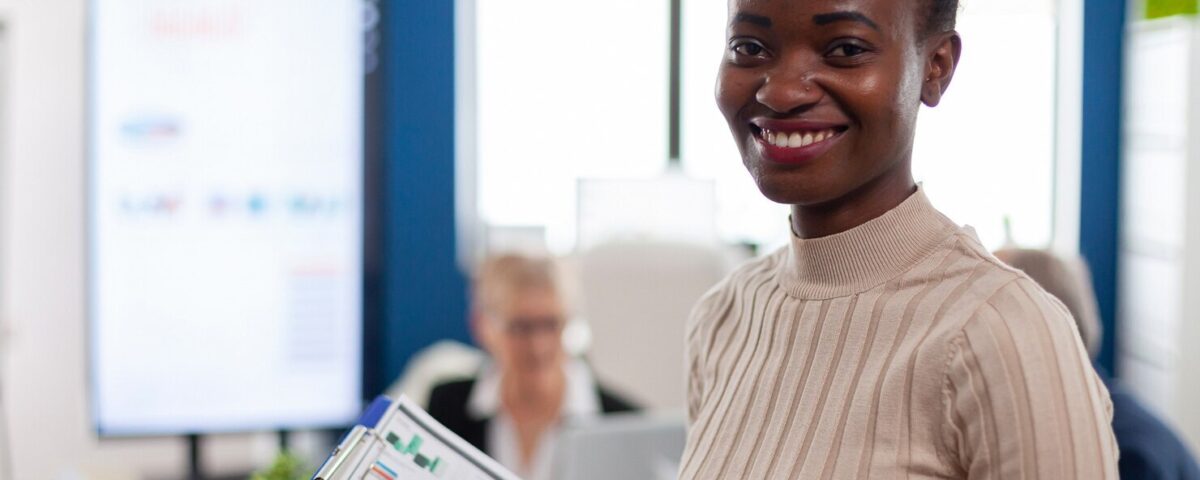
[372,0,471,396]
[1080,0,1126,374]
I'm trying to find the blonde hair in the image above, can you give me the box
[472,253,562,317]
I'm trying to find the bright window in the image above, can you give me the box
[475,0,670,253]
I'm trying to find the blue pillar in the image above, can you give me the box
[370,0,471,396]
[1080,0,1126,374]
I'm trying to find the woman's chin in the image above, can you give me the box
[512,367,557,384]
[753,175,835,206]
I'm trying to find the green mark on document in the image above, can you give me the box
[386,431,447,477]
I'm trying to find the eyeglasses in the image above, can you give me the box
[501,316,565,337]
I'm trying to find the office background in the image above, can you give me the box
[0,0,1195,478]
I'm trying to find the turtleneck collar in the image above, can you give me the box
[778,186,960,299]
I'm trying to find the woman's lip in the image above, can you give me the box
[752,128,845,165]
[751,118,848,131]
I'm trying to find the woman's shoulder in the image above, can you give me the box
[705,246,789,296]
[940,228,1076,323]
[426,377,490,452]
[928,228,1071,308]
[912,231,1086,357]
[427,378,477,420]
[965,272,1078,333]
[687,247,788,326]
[929,243,1084,362]
[429,377,477,401]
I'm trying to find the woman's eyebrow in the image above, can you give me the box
[812,11,880,31]
[731,12,772,28]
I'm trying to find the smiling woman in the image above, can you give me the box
[716,0,953,236]
[679,0,1118,478]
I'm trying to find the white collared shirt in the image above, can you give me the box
[467,359,603,480]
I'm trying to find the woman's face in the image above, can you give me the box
[718,0,949,206]
[479,288,567,385]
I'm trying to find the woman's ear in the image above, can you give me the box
[921,31,962,107]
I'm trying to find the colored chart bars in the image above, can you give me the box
[386,431,447,477]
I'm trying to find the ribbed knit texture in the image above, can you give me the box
[680,188,1119,479]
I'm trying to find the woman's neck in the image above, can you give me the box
[500,368,566,417]
[791,171,917,239]
[501,369,566,471]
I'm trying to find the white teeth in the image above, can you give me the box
[784,132,798,148]
[763,128,840,148]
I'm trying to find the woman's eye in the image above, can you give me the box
[828,43,869,57]
[731,42,766,57]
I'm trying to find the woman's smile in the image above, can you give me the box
[751,118,850,164]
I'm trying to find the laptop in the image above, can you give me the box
[551,413,687,480]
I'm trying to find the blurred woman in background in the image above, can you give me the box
[427,253,637,480]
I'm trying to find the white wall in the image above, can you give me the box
[0,1,299,478]
[1119,15,1200,455]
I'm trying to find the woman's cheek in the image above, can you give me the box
[718,66,764,107]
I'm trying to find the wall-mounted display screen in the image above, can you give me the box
[88,0,363,435]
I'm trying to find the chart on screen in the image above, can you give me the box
[87,0,364,434]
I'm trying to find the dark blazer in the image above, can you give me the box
[426,377,639,455]
[1104,375,1200,480]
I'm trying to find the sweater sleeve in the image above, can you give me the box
[685,277,732,425]
[685,289,713,425]
[942,279,1119,479]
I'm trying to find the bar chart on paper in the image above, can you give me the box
[361,411,475,479]
[381,432,448,477]
[315,397,518,480]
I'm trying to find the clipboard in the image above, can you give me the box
[312,395,520,480]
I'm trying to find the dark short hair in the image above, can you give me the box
[927,0,959,34]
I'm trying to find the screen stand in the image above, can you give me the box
[187,434,203,480]
[177,434,248,480]
[277,429,290,452]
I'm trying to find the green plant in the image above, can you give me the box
[249,451,313,480]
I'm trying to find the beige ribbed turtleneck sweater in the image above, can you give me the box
[680,188,1118,479]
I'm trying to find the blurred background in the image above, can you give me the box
[0,0,1193,478]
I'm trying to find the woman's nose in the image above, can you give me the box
[530,332,562,357]
[756,62,822,114]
